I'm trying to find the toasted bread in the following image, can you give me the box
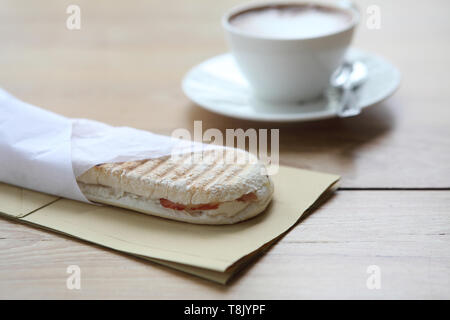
[76,148,273,224]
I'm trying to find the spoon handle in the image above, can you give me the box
[337,86,360,117]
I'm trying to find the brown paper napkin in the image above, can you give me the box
[0,165,339,284]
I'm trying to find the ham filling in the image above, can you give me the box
[159,192,257,211]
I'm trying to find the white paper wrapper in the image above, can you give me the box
[0,89,214,203]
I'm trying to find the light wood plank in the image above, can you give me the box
[0,0,449,300]
[0,0,449,188]
[0,191,448,299]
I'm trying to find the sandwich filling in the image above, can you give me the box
[78,182,272,218]
[159,192,257,211]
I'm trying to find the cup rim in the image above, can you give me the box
[222,0,360,41]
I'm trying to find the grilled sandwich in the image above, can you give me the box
[76,148,274,224]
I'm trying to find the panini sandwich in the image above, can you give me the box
[76,148,274,224]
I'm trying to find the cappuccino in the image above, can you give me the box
[229,4,353,39]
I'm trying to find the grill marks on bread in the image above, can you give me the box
[77,149,268,205]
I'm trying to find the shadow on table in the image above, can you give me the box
[224,187,338,288]
[185,100,396,179]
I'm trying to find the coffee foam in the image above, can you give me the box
[229,4,353,39]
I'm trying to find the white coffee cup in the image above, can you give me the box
[222,1,359,103]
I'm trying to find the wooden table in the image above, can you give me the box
[0,0,449,299]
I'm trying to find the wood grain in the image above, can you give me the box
[0,0,449,299]
[0,191,449,299]
[0,0,449,187]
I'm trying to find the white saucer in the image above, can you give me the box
[182,48,401,122]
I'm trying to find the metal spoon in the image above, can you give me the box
[330,60,368,117]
